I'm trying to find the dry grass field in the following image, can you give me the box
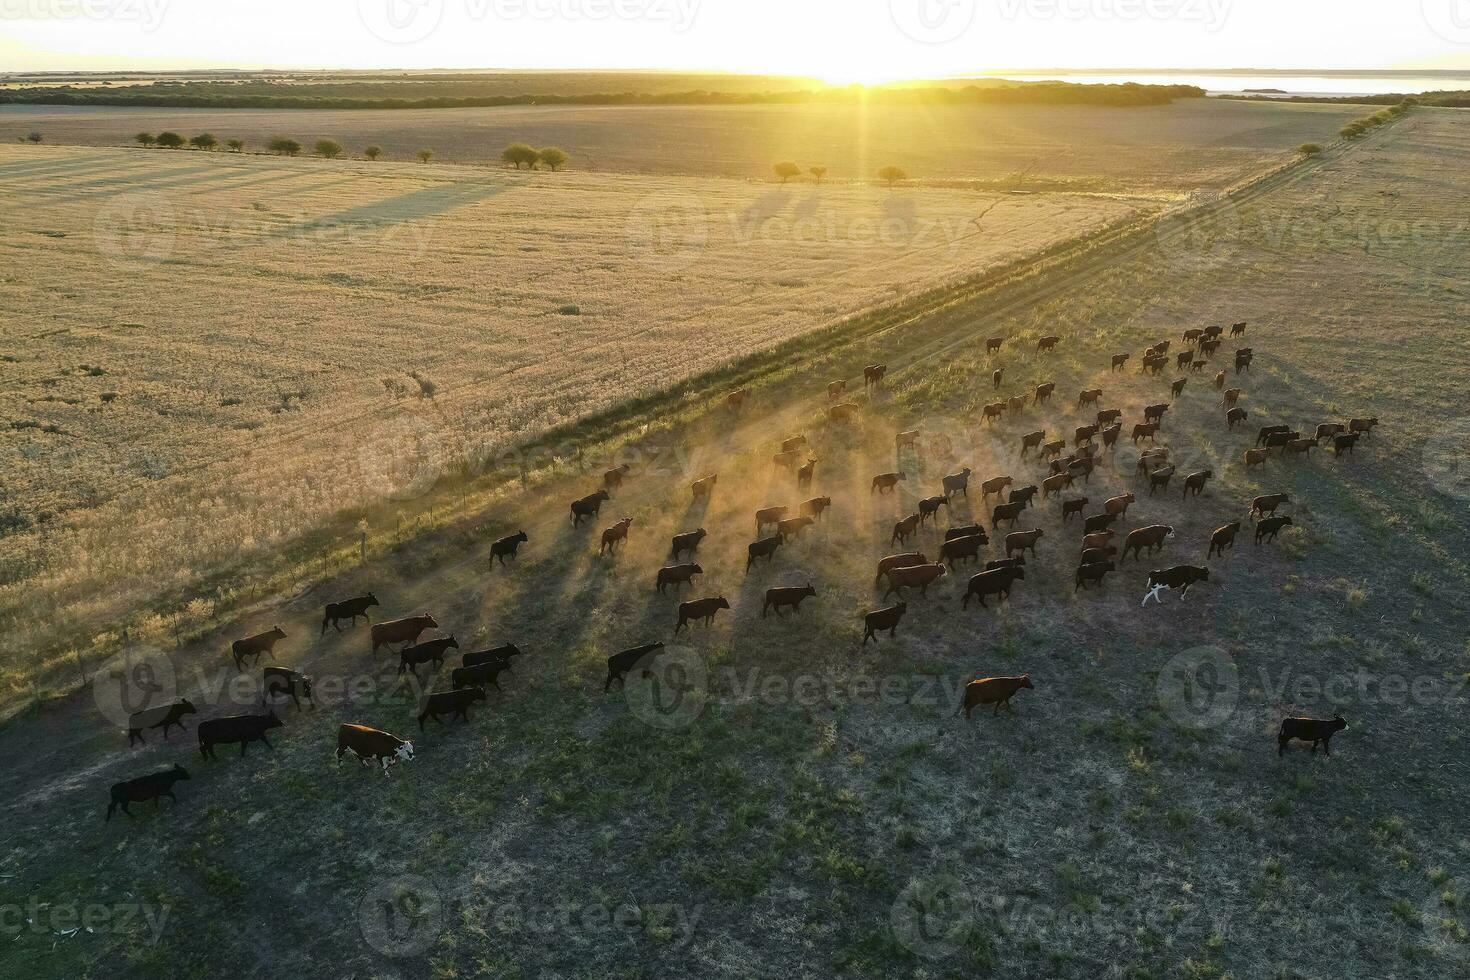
[0,99,1355,698]
[0,98,1361,185]
[0,104,1465,979]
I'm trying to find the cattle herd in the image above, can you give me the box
[108,323,1373,820]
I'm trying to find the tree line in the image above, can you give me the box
[127,133,569,169]
[0,81,1205,112]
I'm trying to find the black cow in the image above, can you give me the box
[490,531,528,566]
[671,528,707,559]
[198,712,283,759]
[604,643,665,691]
[1141,565,1210,605]
[398,635,460,676]
[322,594,379,635]
[862,603,907,645]
[106,765,190,821]
[126,699,198,746]
[963,566,1024,609]
[451,660,515,692]
[1278,716,1348,757]
[763,584,817,617]
[1256,515,1294,545]
[418,688,487,730]
[262,667,314,709]
[462,643,526,671]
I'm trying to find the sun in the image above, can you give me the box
[815,64,915,87]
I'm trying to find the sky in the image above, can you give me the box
[2,0,1469,79]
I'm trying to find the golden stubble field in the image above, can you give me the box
[0,98,1362,184]
[0,99,1342,688]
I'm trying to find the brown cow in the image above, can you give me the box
[726,389,748,411]
[1222,388,1243,409]
[600,518,633,555]
[1037,335,1060,353]
[1123,524,1175,562]
[690,474,718,500]
[892,513,922,546]
[1227,407,1249,430]
[958,675,1033,718]
[1349,417,1378,438]
[1250,493,1291,520]
[1111,353,1129,372]
[781,434,809,453]
[864,364,887,387]
[778,516,815,542]
[772,449,803,469]
[801,496,833,520]
[828,379,847,400]
[980,475,1013,500]
[656,563,703,594]
[756,505,789,532]
[1020,431,1046,457]
[1033,382,1055,406]
[231,627,286,672]
[884,563,947,599]
[872,471,907,495]
[797,457,817,489]
[1105,492,1136,517]
[1208,522,1240,558]
[1041,472,1073,499]
[1243,448,1268,469]
[1283,438,1315,459]
[1081,530,1116,552]
[1006,528,1044,558]
[1007,394,1028,415]
[335,724,414,775]
[895,430,920,452]
[1080,545,1117,565]
[918,495,949,524]
[876,552,929,584]
[827,402,859,423]
[603,463,630,489]
[987,337,1004,355]
[1213,369,1227,390]
[371,614,437,655]
[1078,388,1102,408]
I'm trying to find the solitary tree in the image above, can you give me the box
[134,132,156,147]
[268,137,302,156]
[773,161,801,184]
[878,165,908,188]
[416,148,434,163]
[364,145,382,160]
[225,139,245,152]
[537,146,568,171]
[809,166,828,184]
[316,139,343,159]
[501,142,538,169]
[155,131,185,149]
[189,133,218,151]
[23,132,43,144]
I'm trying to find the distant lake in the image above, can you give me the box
[987,72,1470,98]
